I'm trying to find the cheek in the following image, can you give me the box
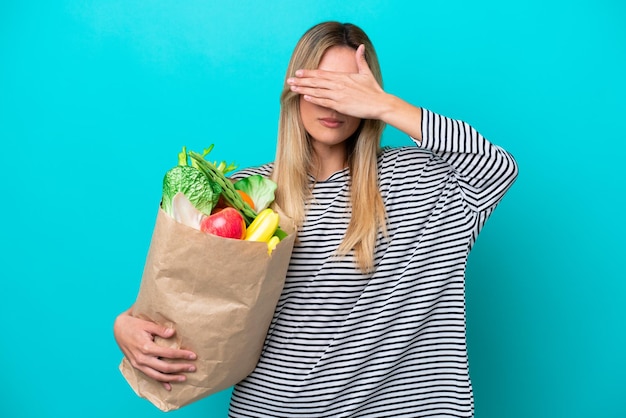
[299,96,314,122]
[299,97,320,135]
[344,116,361,137]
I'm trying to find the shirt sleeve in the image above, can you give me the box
[415,108,519,213]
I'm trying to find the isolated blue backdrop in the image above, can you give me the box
[1,1,624,417]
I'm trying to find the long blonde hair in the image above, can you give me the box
[272,22,386,273]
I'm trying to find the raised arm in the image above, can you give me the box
[287,44,518,212]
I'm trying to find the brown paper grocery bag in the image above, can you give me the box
[120,207,295,411]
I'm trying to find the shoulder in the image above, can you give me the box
[378,145,435,176]
[379,145,431,161]
[229,162,274,180]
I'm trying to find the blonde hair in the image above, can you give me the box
[272,22,386,273]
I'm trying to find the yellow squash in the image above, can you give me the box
[244,208,279,242]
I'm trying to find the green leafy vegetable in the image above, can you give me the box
[234,175,278,213]
[161,147,221,217]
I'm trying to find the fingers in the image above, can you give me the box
[131,355,196,388]
[126,340,197,390]
[137,350,196,375]
[287,69,347,100]
[143,324,198,361]
[115,313,198,390]
[148,342,197,362]
[144,320,175,339]
[355,44,371,75]
[289,69,337,91]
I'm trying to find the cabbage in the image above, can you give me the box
[161,147,221,217]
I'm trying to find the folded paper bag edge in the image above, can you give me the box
[119,357,245,412]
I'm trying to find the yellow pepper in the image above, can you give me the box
[267,235,280,255]
[245,208,279,242]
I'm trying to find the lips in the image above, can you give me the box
[318,118,343,128]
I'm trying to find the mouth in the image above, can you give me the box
[318,118,343,128]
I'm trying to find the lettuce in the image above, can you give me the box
[233,175,278,213]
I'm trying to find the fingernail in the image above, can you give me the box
[287,78,294,84]
[188,353,197,360]
[295,70,303,76]
[188,366,196,372]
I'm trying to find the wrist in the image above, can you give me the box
[377,94,423,140]
[376,93,399,123]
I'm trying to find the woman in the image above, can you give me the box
[115,21,518,417]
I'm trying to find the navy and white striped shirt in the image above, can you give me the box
[228,109,518,417]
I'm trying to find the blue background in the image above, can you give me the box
[1,1,624,417]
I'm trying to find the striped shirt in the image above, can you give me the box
[228,109,519,417]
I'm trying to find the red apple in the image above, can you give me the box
[200,207,246,239]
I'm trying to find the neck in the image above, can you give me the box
[312,144,348,181]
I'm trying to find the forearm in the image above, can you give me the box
[418,109,519,212]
